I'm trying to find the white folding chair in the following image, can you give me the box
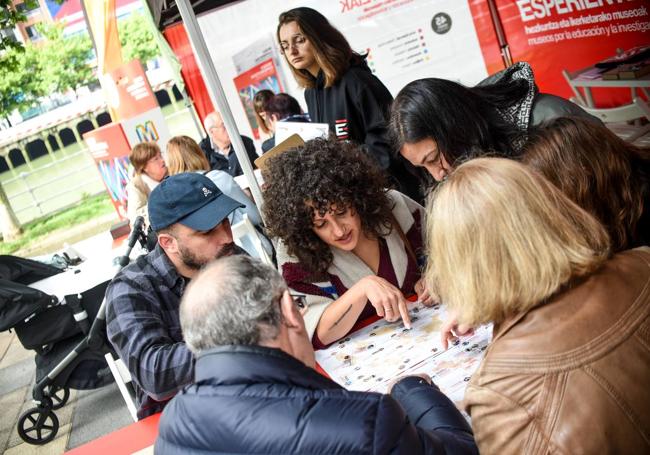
[104,352,138,422]
[562,69,650,142]
[231,214,273,265]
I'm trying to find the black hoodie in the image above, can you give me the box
[304,60,423,202]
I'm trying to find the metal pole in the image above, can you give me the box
[175,0,265,215]
[486,0,513,68]
[20,171,43,216]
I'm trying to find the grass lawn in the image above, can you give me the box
[0,194,114,255]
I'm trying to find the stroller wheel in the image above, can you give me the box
[17,407,59,445]
[47,386,70,410]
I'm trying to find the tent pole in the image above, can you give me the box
[175,0,265,216]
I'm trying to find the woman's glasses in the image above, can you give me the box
[279,35,307,53]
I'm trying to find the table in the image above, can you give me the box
[314,300,491,404]
[564,65,650,106]
[29,256,119,301]
[233,168,264,191]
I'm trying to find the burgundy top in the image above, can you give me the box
[312,232,421,349]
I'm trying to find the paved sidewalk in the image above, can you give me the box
[0,332,133,454]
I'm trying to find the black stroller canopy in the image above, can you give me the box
[0,256,62,332]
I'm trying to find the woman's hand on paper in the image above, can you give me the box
[361,276,411,329]
[441,312,474,349]
[414,278,439,307]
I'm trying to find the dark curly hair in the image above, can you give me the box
[263,138,394,274]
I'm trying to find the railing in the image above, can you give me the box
[3,150,106,224]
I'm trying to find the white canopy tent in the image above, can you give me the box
[149,0,265,213]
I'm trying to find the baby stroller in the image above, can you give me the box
[0,224,146,445]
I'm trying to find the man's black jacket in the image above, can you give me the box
[156,345,478,454]
[199,135,258,177]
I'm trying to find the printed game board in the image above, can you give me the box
[315,302,492,404]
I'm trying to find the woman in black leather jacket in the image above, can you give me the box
[389,62,599,182]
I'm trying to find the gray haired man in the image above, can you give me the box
[198,111,258,176]
[155,255,478,454]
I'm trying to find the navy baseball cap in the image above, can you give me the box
[148,173,244,232]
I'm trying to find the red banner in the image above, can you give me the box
[469,0,649,107]
[163,24,214,125]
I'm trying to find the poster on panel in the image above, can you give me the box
[233,57,285,139]
[105,59,160,121]
[196,0,487,140]
[121,107,172,153]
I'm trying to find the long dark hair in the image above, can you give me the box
[253,90,274,135]
[277,7,364,88]
[389,78,525,166]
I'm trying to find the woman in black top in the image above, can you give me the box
[277,7,422,202]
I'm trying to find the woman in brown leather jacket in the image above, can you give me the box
[425,157,650,454]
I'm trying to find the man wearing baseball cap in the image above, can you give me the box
[105,172,245,419]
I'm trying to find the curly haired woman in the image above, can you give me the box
[263,138,432,347]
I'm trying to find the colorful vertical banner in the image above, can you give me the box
[83,124,131,219]
[82,0,123,74]
[82,0,124,121]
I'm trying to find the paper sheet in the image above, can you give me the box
[314,302,491,404]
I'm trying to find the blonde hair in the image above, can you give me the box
[129,142,160,174]
[166,136,210,175]
[425,157,610,326]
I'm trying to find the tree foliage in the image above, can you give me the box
[118,12,160,65]
[0,44,43,117]
[0,0,35,66]
[0,23,94,119]
[36,23,95,94]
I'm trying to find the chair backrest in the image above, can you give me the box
[104,352,138,422]
[562,69,650,124]
[231,214,273,265]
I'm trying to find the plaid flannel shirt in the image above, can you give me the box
[105,244,193,419]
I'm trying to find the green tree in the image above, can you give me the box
[0,44,43,120]
[0,7,91,241]
[0,0,36,67]
[118,12,161,65]
[0,23,94,120]
[36,23,95,94]
[0,0,41,239]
